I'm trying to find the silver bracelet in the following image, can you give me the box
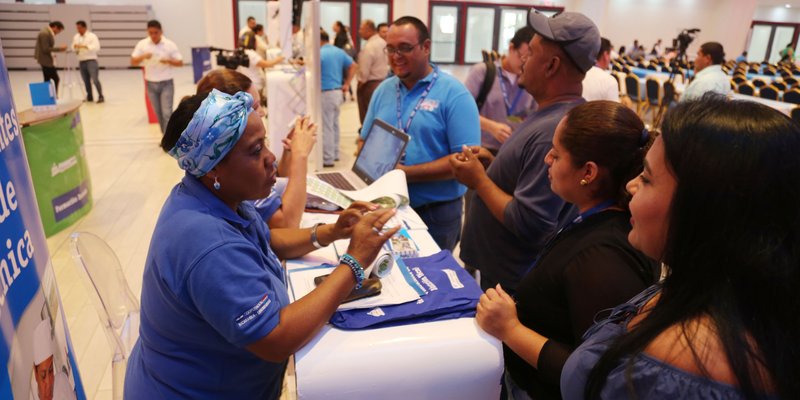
[310,223,325,249]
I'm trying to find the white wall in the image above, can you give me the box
[753,4,800,22]
[392,0,758,61]
[65,0,235,62]
[582,0,757,60]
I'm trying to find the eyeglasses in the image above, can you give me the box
[384,43,421,56]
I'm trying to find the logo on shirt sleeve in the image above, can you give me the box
[235,293,272,328]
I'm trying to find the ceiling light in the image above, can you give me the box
[786,4,792,8]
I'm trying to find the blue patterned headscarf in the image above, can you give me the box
[168,89,254,177]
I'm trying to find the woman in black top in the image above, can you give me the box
[332,20,350,49]
[332,21,354,101]
[476,101,660,400]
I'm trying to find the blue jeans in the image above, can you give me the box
[79,59,103,100]
[321,89,342,165]
[413,197,463,251]
[146,79,175,134]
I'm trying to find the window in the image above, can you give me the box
[429,2,563,65]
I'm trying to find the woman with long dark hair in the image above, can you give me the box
[475,101,659,399]
[561,95,800,399]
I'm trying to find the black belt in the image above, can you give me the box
[413,197,462,212]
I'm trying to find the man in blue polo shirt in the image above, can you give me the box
[360,16,480,251]
[320,29,358,167]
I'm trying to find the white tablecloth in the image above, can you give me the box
[267,68,306,160]
[287,222,503,400]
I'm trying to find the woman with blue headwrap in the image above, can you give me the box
[124,89,399,399]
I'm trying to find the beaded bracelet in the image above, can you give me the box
[339,253,365,290]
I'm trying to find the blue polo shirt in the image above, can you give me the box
[320,44,353,90]
[125,174,290,399]
[361,65,480,207]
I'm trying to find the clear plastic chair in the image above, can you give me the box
[69,232,140,400]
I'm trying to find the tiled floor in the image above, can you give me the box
[8,64,471,400]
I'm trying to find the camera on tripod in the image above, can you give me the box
[674,28,701,56]
[209,47,249,69]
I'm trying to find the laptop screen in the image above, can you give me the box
[352,119,409,185]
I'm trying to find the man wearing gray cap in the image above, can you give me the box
[452,11,599,295]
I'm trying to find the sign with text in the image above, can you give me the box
[0,39,86,399]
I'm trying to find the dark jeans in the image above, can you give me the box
[357,80,382,123]
[146,79,175,134]
[413,197,463,252]
[79,59,103,100]
[42,66,59,95]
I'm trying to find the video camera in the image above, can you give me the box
[673,28,701,56]
[209,47,249,69]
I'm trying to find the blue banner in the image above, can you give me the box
[0,39,86,399]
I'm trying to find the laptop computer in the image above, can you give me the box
[316,118,410,191]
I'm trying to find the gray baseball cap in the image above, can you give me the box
[528,11,600,74]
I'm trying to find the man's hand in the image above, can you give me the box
[489,120,513,143]
[468,146,495,169]
[449,145,490,190]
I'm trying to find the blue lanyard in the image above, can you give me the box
[525,199,618,275]
[396,67,439,133]
[498,68,523,116]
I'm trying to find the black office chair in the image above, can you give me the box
[759,85,780,101]
[783,88,800,105]
[772,81,787,91]
[644,78,661,121]
[737,82,756,96]
[625,74,646,116]
[752,78,767,88]
[791,106,800,126]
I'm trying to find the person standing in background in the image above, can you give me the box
[651,38,662,56]
[320,29,357,167]
[72,20,104,103]
[464,26,536,155]
[253,24,268,60]
[131,20,183,134]
[239,16,256,44]
[34,21,66,96]
[377,23,389,41]
[356,19,389,124]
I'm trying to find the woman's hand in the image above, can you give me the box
[345,207,401,268]
[331,202,378,240]
[476,284,520,341]
[290,115,317,158]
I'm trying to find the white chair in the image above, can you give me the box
[69,232,140,400]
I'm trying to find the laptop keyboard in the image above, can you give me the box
[317,172,357,191]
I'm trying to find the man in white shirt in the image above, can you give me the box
[239,16,256,46]
[377,23,389,41]
[72,20,104,103]
[681,42,730,101]
[356,19,388,123]
[582,37,620,102]
[130,20,183,134]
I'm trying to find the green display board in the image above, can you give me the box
[21,108,92,236]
